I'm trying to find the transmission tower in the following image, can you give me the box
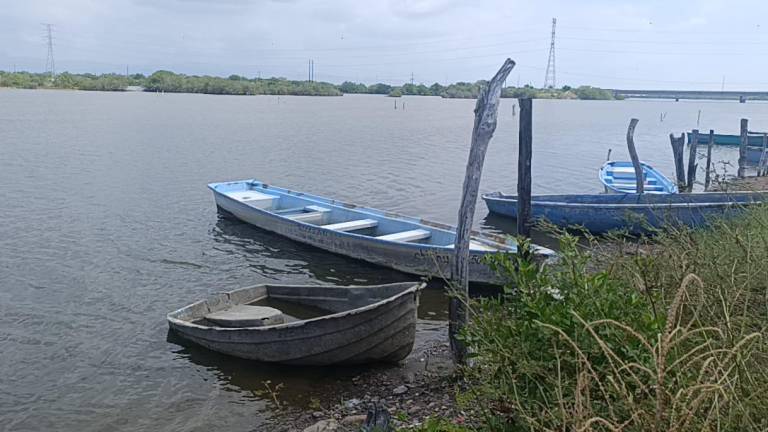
[543,18,556,88]
[43,23,55,79]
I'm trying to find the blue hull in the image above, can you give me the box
[599,161,678,194]
[483,192,765,234]
[687,132,766,147]
[209,180,555,284]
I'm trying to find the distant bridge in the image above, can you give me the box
[612,89,768,102]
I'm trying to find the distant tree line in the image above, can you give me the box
[0,70,618,100]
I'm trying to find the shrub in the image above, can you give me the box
[459,206,768,431]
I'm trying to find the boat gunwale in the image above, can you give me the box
[482,192,766,210]
[208,179,552,255]
[167,282,424,332]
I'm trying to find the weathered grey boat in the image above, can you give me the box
[167,282,423,365]
[208,179,555,285]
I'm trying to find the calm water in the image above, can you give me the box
[1,89,767,431]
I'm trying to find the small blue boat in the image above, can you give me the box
[599,161,678,194]
[482,192,765,234]
[209,180,555,284]
[687,131,766,147]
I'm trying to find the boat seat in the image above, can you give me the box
[205,305,284,328]
[274,206,306,214]
[286,205,331,223]
[322,219,378,232]
[446,240,497,251]
[377,229,431,242]
[226,190,278,209]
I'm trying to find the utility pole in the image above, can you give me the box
[543,18,556,88]
[43,23,55,79]
[410,72,414,86]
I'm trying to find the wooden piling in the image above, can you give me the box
[704,130,714,190]
[517,98,533,237]
[738,118,748,178]
[670,133,686,189]
[449,58,515,364]
[760,133,768,176]
[626,118,643,194]
[686,129,699,192]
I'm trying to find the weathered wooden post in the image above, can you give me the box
[449,58,515,363]
[517,98,533,237]
[738,118,748,178]
[686,129,699,192]
[670,133,686,189]
[760,133,768,176]
[704,130,714,190]
[626,118,643,194]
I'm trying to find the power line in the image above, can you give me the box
[43,23,55,79]
[543,18,556,88]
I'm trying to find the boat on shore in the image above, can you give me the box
[167,282,423,365]
[482,191,766,234]
[687,131,767,147]
[209,180,555,284]
[599,161,678,194]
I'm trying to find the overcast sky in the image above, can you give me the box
[2,0,767,90]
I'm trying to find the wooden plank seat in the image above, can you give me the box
[226,190,278,209]
[445,240,497,251]
[376,229,431,242]
[286,205,331,223]
[610,182,664,190]
[322,219,378,232]
[205,305,285,328]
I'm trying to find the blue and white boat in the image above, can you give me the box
[599,161,678,194]
[209,180,555,285]
[482,192,765,234]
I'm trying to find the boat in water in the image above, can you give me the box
[208,179,555,284]
[482,191,765,234]
[167,282,423,365]
[687,131,766,147]
[599,161,678,194]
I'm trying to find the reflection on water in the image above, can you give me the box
[212,214,419,285]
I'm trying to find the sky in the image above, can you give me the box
[2,0,768,90]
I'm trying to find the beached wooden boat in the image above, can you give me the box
[167,282,423,365]
[482,191,765,234]
[208,180,555,284]
[687,131,765,147]
[599,161,678,194]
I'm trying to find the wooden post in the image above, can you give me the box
[760,133,768,176]
[670,133,686,189]
[449,58,515,364]
[704,130,714,190]
[738,118,748,178]
[686,129,699,192]
[517,98,533,237]
[626,118,643,194]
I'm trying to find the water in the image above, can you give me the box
[1,89,767,431]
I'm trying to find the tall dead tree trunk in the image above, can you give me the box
[449,58,515,364]
[670,133,686,190]
[626,118,643,194]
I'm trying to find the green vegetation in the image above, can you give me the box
[0,70,342,96]
[0,70,618,100]
[417,206,768,431]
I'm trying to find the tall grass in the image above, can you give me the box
[455,205,768,431]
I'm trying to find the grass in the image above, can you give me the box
[421,204,768,431]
